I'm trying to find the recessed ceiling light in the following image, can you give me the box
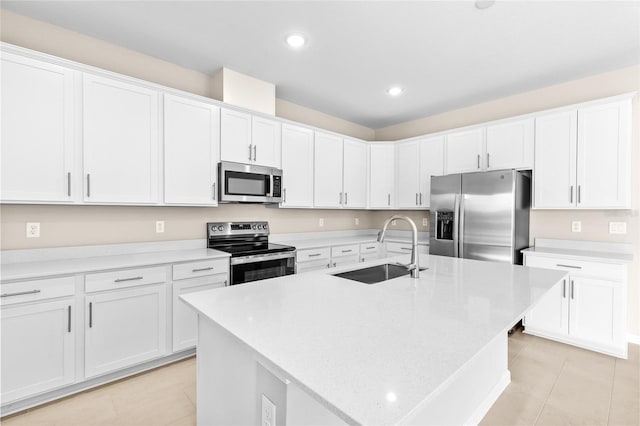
[386,86,404,97]
[286,34,306,48]
[475,0,495,9]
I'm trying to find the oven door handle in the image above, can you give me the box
[229,251,296,265]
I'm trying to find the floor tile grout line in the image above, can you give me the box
[532,358,567,425]
[606,359,618,425]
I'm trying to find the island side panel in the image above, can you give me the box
[197,315,258,425]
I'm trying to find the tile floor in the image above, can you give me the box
[2,329,638,426]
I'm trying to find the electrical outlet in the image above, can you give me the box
[319,218,324,227]
[156,221,165,233]
[609,222,627,234]
[422,218,428,227]
[392,220,397,226]
[571,221,581,233]
[261,395,276,426]
[26,222,40,238]
[355,217,359,225]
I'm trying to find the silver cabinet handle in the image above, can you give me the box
[114,276,143,283]
[477,154,480,169]
[87,174,91,197]
[570,186,573,203]
[419,193,423,205]
[67,172,71,197]
[401,247,412,251]
[387,193,391,206]
[562,279,566,298]
[68,305,72,333]
[253,145,257,162]
[1,289,41,298]
[89,302,93,328]
[224,280,228,286]
[557,264,581,269]
[339,192,343,205]
[366,246,376,250]
[333,262,337,267]
[341,249,353,253]
[326,263,331,269]
[212,182,216,201]
[487,153,490,169]
[192,267,214,272]
[345,192,348,205]
[571,280,575,299]
[248,145,252,161]
[308,253,322,257]
[283,188,287,203]
[577,185,581,204]
[416,193,419,206]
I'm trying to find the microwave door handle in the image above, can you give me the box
[268,175,273,197]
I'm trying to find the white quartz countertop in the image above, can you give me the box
[276,235,429,251]
[182,254,566,425]
[522,238,633,264]
[1,248,229,282]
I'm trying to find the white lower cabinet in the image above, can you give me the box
[1,298,76,403]
[172,274,227,352]
[524,254,627,358]
[85,284,167,378]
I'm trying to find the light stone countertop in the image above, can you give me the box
[271,230,429,251]
[182,253,567,425]
[522,238,633,264]
[1,248,229,282]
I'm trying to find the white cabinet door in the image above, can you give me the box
[445,128,484,174]
[396,140,421,209]
[576,99,631,209]
[251,116,281,168]
[314,132,343,208]
[85,285,166,378]
[220,108,252,164]
[524,277,569,338]
[369,144,395,208]
[485,118,534,170]
[1,299,75,403]
[172,275,227,352]
[342,139,367,208]
[1,53,77,203]
[568,277,625,350]
[419,136,444,209]
[533,110,577,209]
[331,255,360,269]
[164,94,220,205]
[281,124,314,208]
[83,74,159,204]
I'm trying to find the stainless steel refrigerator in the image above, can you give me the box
[429,169,530,265]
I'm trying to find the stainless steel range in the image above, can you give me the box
[207,221,296,285]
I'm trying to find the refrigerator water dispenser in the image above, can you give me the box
[436,211,454,240]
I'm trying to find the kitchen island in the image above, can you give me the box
[182,253,566,425]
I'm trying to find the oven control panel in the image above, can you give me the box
[207,221,269,236]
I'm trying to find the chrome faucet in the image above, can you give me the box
[377,215,420,278]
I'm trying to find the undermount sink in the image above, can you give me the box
[332,263,428,284]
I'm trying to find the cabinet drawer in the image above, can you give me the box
[386,242,428,254]
[360,243,380,254]
[297,247,330,262]
[331,244,359,258]
[172,258,228,281]
[1,276,75,306]
[524,255,625,281]
[86,266,166,293]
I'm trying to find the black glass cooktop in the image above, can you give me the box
[209,242,295,258]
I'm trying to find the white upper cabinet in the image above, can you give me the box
[485,118,534,170]
[369,143,395,208]
[342,139,368,208]
[445,128,485,174]
[281,124,314,208]
[163,94,220,205]
[419,136,445,209]
[396,140,421,208]
[83,74,160,204]
[220,109,281,168]
[314,132,344,208]
[1,53,78,203]
[220,108,252,164]
[534,110,578,209]
[576,99,631,209]
[534,96,631,209]
[251,116,281,168]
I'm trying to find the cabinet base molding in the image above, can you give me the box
[523,328,627,359]
[0,349,195,418]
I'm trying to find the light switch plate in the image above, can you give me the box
[156,221,165,233]
[261,395,276,426]
[319,218,324,227]
[422,218,428,227]
[609,222,627,234]
[571,221,581,233]
[355,217,359,225]
[26,222,40,238]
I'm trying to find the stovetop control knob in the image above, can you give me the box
[217,225,224,232]
[252,224,257,230]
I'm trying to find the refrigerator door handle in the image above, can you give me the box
[453,194,460,258]
[458,194,465,258]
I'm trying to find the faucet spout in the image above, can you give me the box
[378,215,420,278]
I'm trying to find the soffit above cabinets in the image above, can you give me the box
[2,1,639,129]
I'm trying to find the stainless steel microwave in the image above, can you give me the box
[218,161,283,203]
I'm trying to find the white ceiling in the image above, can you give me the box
[2,1,639,129]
